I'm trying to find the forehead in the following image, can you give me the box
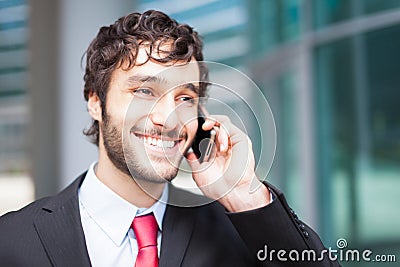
[112,46,200,89]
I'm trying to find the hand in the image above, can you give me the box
[186,115,271,212]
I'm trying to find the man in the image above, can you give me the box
[0,10,340,266]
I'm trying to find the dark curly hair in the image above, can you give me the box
[83,10,208,145]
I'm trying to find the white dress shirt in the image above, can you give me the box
[78,162,168,267]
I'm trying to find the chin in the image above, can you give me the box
[131,167,179,184]
[126,155,181,184]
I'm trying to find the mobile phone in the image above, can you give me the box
[191,108,217,162]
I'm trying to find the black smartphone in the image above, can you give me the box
[191,108,216,163]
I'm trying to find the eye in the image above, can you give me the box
[132,88,154,96]
[179,96,193,102]
[178,96,197,104]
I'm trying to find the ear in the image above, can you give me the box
[88,93,102,122]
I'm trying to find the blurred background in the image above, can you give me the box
[1,0,399,265]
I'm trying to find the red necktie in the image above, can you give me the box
[131,213,159,267]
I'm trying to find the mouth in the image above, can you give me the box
[132,132,184,152]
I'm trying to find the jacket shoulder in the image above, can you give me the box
[0,174,86,267]
[0,196,51,225]
[0,173,85,227]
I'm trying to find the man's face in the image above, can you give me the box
[100,47,200,184]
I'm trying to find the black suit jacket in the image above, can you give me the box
[0,173,340,266]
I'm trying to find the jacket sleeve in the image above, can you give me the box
[226,183,341,266]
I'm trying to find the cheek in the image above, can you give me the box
[177,109,198,137]
[104,107,124,126]
[105,97,126,123]
[125,97,158,122]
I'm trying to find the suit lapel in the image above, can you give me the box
[33,174,91,267]
[159,205,196,267]
[159,186,200,267]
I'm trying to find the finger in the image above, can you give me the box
[216,125,229,153]
[202,118,218,131]
[202,115,248,150]
[185,148,201,171]
[202,115,230,131]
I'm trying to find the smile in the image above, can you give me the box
[133,133,182,149]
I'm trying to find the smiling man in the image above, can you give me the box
[0,10,340,267]
[98,49,201,185]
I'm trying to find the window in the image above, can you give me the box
[0,0,33,215]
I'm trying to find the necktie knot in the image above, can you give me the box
[131,213,158,249]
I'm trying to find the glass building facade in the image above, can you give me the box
[248,0,400,264]
[0,0,29,174]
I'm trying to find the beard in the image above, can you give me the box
[101,111,184,184]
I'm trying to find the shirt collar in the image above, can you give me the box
[78,162,168,247]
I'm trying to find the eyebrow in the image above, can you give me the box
[126,74,200,94]
[127,74,167,84]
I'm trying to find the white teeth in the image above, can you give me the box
[138,136,177,148]
[157,139,162,147]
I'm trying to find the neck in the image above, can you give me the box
[95,150,165,209]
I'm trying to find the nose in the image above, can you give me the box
[149,94,179,130]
